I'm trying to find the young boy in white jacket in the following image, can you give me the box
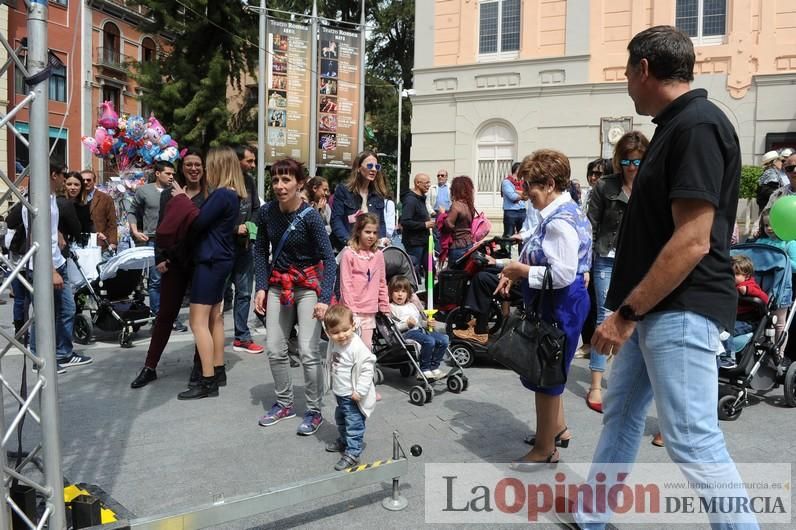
[324,305,377,470]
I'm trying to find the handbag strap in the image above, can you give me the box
[271,205,313,267]
[530,266,554,317]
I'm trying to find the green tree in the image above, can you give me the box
[131,0,258,151]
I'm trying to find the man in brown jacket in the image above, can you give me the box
[81,169,117,252]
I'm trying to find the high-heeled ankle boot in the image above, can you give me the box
[177,376,219,400]
[214,365,227,386]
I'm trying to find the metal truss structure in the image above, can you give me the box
[0,0,66,528]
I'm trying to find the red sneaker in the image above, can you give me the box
[233,339,264,354]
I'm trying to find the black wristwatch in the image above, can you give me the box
[618,304,644,322]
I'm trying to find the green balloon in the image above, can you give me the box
[769,195,796,241]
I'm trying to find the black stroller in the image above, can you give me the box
[372,246,470,406]
[718,244,796,420]
[71,246,156,348]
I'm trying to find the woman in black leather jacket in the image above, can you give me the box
[584,131,649,413]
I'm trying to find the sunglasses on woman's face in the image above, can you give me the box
[620,159,642,167]
[785,165,796,173]
[365,163,381,171]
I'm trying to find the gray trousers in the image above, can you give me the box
[266,287,323,412]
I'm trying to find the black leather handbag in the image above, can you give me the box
[487,268,567,388]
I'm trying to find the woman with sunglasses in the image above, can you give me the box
[584,130,649,414]
[329,151,389,251]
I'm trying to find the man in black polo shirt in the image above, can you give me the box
[561,26,757,529]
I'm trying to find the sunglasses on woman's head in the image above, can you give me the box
[365,163,381,171]
[620,159,642,167]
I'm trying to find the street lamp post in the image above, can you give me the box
[395,82,415,202]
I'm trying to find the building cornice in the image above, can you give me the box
[411,80,627,104]
[413,54,591,75]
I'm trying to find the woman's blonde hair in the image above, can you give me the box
[348,212,380,251]
[205,146,247,198]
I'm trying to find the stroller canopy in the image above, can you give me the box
[99,246,156,281]
[383,246,419,292]
[731,243,792,308]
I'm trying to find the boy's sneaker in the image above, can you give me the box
[58,353,93,368]
[233,339,264,354]
[334,453,359,471]
[258,403,296,427]
[297,410,323,436]
[719,357,737,369]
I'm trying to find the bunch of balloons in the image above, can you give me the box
[81,101,180,170]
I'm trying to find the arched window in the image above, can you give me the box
[103,22,121,65]
[141,37,156,63]
[476,122,516,206]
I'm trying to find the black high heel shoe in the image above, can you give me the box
[523,426,571,448]
[509,449,560,472]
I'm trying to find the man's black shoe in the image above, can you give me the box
[131,367,157,389]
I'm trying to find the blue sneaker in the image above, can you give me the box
[296,410,323,436]
[258,403,296,427]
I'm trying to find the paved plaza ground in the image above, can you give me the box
[1,299,794,529]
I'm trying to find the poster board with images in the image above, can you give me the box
[265,18,312,165]
[316,25,362,168]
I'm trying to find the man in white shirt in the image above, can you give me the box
[24,162,93,371]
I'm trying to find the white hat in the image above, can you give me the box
[781,148,794,159]
[761,150,780,165]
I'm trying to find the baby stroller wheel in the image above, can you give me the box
[425,386,435,403]
[73,314,93,345]
[462,376,469,391]
[450,343,475,368]
[409,386,426,406]
[374,368,385,386]
[783,362,796,407]
[447,375,464,394]
[717,394,743,421]
[399,365,413,378]
[119,327,134,348]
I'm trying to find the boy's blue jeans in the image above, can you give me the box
[720,320,754,362]
[335,395,366,458]
[405,328,449,371]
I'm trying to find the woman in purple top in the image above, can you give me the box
[175,146,246,400]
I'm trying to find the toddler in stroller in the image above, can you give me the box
[718,254,769,369]
[718,243,796,420]
[388,275,449,380]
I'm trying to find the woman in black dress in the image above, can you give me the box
[63,171,93,240]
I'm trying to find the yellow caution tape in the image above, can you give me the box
[63,484,118,523]
[345,459,393,473]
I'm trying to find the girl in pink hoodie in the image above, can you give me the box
[339,213,391,349]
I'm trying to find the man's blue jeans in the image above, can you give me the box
[228,246,254,341]
[31,263,76,362]
[405,244,429,278]
[334,395,366,457]
[146,240,161,315]
[575,310,759,529]
[589,255,614,372]
[502,209,526,237]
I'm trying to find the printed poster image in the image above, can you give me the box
[265,18,312,165]
[316,25,362,167]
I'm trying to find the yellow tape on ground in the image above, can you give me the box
[63,484,118,524]
[345,459,393,473]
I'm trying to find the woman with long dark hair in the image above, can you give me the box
[131,148,208,389]
[306,175,331,233]
[442,175,476,264]
[63,172,93,236]
[584,131,649,413]
[329,151,389,250]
